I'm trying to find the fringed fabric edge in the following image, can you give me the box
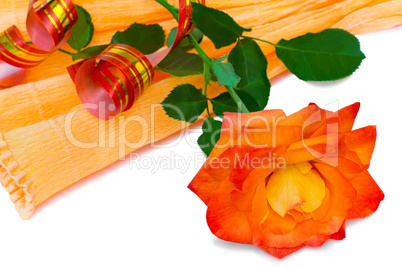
[0,132,34,220]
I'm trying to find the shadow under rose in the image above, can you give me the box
[211,235,342,261]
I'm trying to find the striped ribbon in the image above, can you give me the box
[0,0,78,87]
[67,0,205,119]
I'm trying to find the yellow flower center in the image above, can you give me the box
[265,162,326,217]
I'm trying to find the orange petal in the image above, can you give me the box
[335,102,360,133]
[295,163,356,236]
[206,180,252,244]
[254,230,309,249]
[347,171,384,219]
[344,151,365,167]
[295,215,345,236]
[344,126,377,166]
[288,209,306,223]
[251,181,269,225]
[258,244,304,259]
[242,166,275,192]
[190,141,251,204]
[220,110,308,148]
[227,146,258,190]
[188,168,221,205]
[204,146,246,180]
[311,187,331,221]
[251,185,310,249]
[311,103,360,137]
[316,156,363,178]
[230,187,257,212]
[260,205,297,235]
[330,221,346,240]
[304,235,330,247]
[280,144,327,164]
[230,146,285,191]
[282,132,345,165]
[313,163,357,222]
[278,103,326,138]
[241,125,302,149]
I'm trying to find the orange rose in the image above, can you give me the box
[188,103,384,258]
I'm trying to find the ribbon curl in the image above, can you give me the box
[0,0,78,87]
[67,0,205,119]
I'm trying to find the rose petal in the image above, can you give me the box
[311,103,360,137]
[254,229,309,249]
[206,180,252,244]
[316,156,363,178]
[282,133,345,165]
[189,146,241,205]
[313,163,357,221]
[228,146,265,190]
[278,103,326,138]
[251,181,269,229]
[344,126,377,166]
[347,171,384,219]
[260,205,297,235]
[288,209,306,223]
[311,187,331,221]
[266,165,326,217]
[242,166,275,192]
[251,184,310,249]
[295,163,356,235]
[330,221,346,240]
[230,187,257,212]
[335,102,360,133]
[188,168,221,205]
[220,110,307,148]
[304,235,330,247]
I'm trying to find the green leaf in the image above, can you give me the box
[72,45,108,61]
[211,91,261,117]
[161,84,207,123]
[275,28,366,81]
[157,47,203,77]
[167,27,203,51]
[236,90,261,112]
[68,5,94,52]
[111,23,165,54]
[198,117,222,156]
[211,58,241,87]
[191,3,251,49]
[210,92,240,116]
[229,39,270,109]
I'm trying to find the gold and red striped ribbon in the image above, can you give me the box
[0,0,78,87]
[67,0,205,119]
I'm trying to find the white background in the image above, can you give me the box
[1,26,401,267]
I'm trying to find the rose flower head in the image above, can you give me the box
[189,103,384,258]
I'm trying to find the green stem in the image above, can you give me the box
[189,34,211,65]
[155,0,249,113]
[58,48,75,56]
[226,86,249,113]
[242,36,276,47]
[203,64,212,118]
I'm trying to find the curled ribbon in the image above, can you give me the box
[67,0,205,120]
[0,0,78,88]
